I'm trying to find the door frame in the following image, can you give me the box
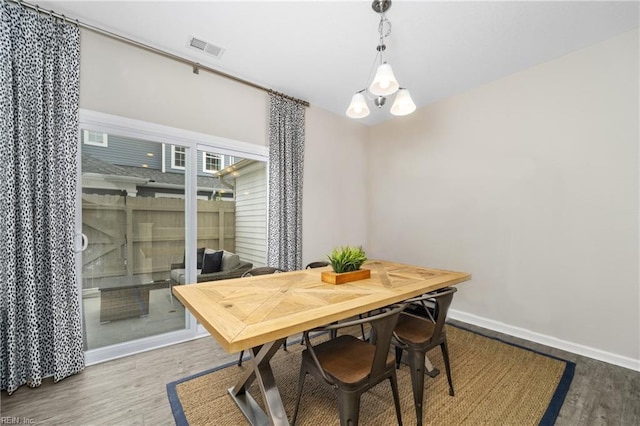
[76,109,268,365]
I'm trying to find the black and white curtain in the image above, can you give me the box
[267,94,305,271]
[0,0,84,394]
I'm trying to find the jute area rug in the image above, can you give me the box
[167,325,574,425]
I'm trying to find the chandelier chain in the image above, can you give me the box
[377,12,392,63]
[364,51,382,100]
[378,15,392,40]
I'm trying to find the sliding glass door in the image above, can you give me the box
[80,132,187,350]
[76,110,269,364]
[197,148,268,268]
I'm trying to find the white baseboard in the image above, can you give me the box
[85,328,207,366]
[449,309,640,372]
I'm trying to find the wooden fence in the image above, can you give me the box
[82,194,235,287]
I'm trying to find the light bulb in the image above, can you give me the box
[346,92,370,119]
[369,63,399,96]
[390,88,416,116]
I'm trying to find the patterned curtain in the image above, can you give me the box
[0,0,84,394]
[267,94,305,271]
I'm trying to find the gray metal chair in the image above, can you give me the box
[292,303,406,426]
[305,261,329,269]
[241,266,286,277]
[392,287,457,426]
[237,266,286,366]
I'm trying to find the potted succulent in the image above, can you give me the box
[321,246,371,284]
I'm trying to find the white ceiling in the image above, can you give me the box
[37,1,639,125]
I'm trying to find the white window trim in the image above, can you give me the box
[171,145,186,170]
[83,130,108,147]
[202,152,222,174]
[78,109,268,160]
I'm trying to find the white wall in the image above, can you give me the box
[302,106,370,266]
[367,29,639,368]
[79,30,267,147]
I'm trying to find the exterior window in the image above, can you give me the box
[227,156,237,166]
[83,130,108,147]
[203,153,222,173]
[172,146,186,170]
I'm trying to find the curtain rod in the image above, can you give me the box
[8,0,310,107]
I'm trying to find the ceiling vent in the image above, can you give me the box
[188,36,225,59]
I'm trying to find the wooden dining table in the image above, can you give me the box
[172,260,471,426]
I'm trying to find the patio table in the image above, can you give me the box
[98,274,160,322]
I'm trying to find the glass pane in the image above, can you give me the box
[196,150,267,279]
[81,135,186,350]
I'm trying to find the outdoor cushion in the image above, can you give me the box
[221,251,240,271]
[196,247,206,269]
[171,249,245,284]
[181,247,206,269]
[202,251,223,274]
[170,268,202,284]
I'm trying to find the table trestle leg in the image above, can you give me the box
[228,337,290,426]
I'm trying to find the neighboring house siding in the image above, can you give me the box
[234,162,267,267]
[82,133,233,177]
[82,134,231,199]
[163,145,233,176]
[83,134,163,169]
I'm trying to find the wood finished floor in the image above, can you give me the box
[1,320,639,425]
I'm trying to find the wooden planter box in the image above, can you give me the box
[321,269,371,285]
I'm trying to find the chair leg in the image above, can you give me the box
[407,350,427,426]
[291,369,307,425]
[283,337,288,351]
[395,346,403,369]
[440,340,455,396]
[336,391,361,426]
[389,374,403,425]
[357,314,367,340]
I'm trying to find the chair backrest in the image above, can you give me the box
[405,287,457,342]
[241,267,285,277]
[305,261,329,269]
[367,304,407,379]
[309,304,402,381]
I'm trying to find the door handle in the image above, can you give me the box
[75,233,88,253]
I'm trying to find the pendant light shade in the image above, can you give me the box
[390,88,416,116]
[369,63,399,96]
[346,1,415,120]
[346,92,371,118]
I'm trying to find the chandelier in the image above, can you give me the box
[346,0,416,119]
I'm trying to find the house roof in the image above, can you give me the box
[82,152,129,176]
[82,153,227,192]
